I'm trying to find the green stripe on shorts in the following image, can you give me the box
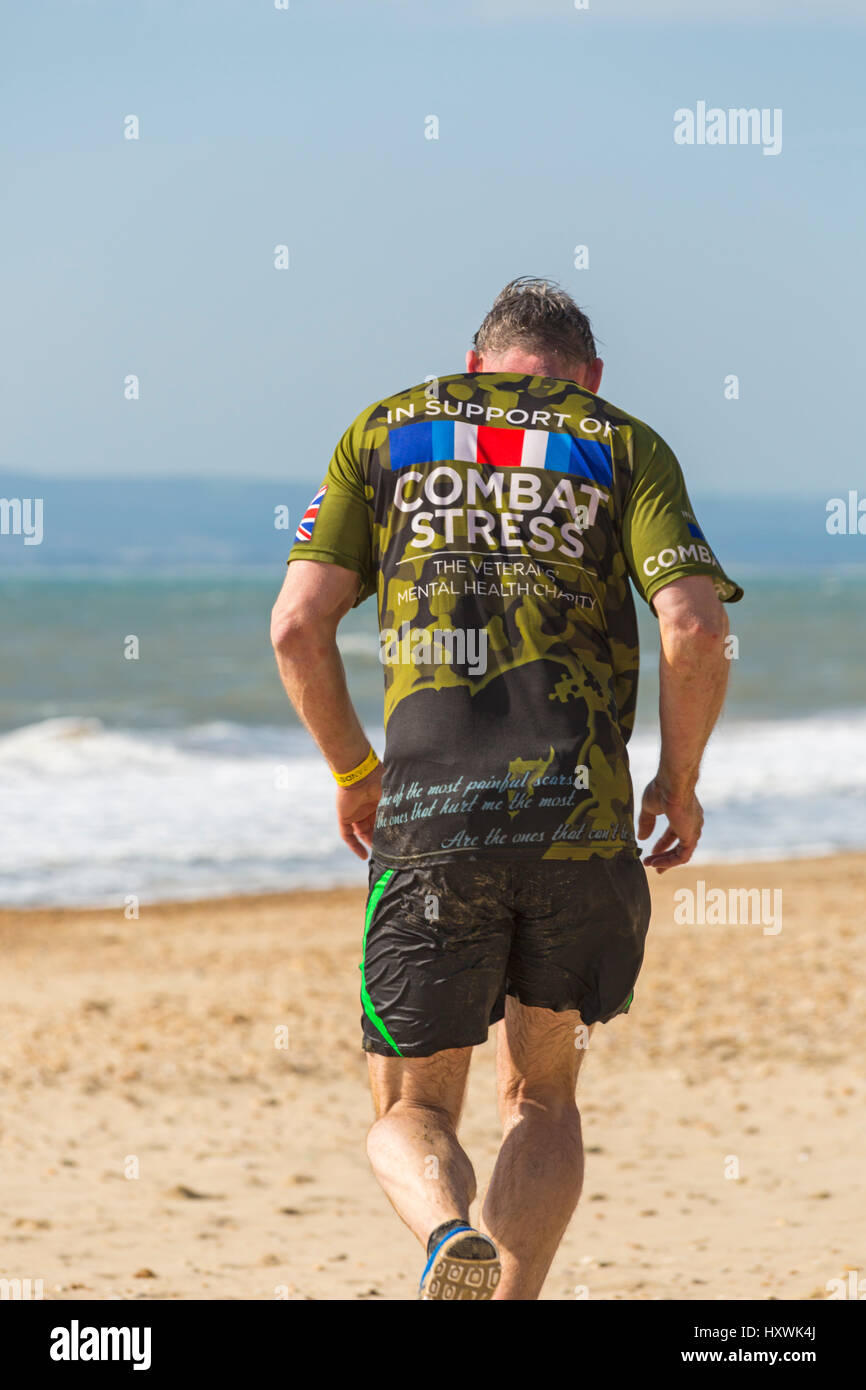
[360,868,403,1057]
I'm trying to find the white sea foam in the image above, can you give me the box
[1,713,864,906]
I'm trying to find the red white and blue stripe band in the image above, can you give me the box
[387,420,612,487]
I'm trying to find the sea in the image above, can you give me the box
[1,567,865,906]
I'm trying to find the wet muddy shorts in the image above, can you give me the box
[360,854,651,1058]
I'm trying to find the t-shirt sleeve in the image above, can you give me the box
[287,416,376,606]
[622,431,743,608]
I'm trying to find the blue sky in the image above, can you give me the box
[2,0,863,496]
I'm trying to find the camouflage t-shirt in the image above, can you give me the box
[287,372,743,866]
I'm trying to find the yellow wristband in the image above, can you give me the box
[332,746,380,787]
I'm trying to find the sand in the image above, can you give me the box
[1,854,864,1302]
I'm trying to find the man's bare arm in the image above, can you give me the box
[638,575,730,873]
[270,559,381,859]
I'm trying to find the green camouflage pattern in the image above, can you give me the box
[288,371,742,865]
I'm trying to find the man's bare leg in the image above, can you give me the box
[480,999,593,1300]
[366,1047,475,1243]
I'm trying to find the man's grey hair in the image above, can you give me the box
[473,276,597,370]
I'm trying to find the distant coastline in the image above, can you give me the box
[1,475,864,571]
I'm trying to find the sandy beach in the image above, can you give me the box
[1,854,864,1302]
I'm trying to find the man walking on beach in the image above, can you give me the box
[271,277,742,1300]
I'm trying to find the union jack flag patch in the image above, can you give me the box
[295,484,328,542]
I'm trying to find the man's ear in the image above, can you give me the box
[466,348,481,373]
[585,357,604,394]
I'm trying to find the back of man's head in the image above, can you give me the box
[472,276,598,381]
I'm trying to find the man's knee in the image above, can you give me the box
[367,1048,472,1123]
[499,1081,582,1129]
[369,1093,462,1130]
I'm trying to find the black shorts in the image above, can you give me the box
[359,854,651,1058]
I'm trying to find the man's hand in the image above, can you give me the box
[641,575,729,874]
[337,764,382,860]
[271,560,384,859]
[638,778,704,873]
